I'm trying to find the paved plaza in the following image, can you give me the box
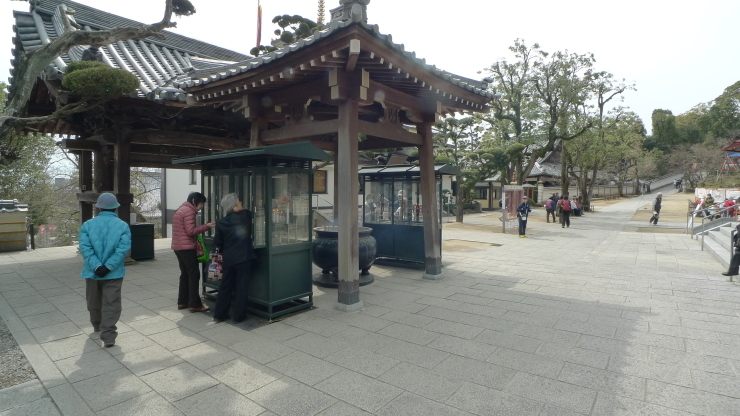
[1,190,740,416]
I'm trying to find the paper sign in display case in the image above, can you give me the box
[359,164,460,267]
[174,142,330,319]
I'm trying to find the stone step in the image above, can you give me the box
[719,224,734,237]
[707,228,733,251]
[702,235,731,270]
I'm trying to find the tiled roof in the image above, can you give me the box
[173,17,495,101]
[530,161,561,178]
[11,0,492,105]
[32,0,248,61]
[10,0,249,102]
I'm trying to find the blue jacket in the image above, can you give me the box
[79,212,132,280]
[517,202,532,218]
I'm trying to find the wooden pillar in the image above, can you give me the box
[249,117,265,148]
[418,121,443,279]
[79,150,93,223]
[336,99,361,311]
[93,145,113,216]
[333,165,339,220]
[114,130,132,225]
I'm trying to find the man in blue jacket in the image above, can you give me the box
[79,193,132,347]
[517,195,532,238]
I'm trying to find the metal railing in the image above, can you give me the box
[686,204,737,250]
[312,194,333,210]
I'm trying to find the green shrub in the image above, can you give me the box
[62,65,139,99]
[64,60,106,75]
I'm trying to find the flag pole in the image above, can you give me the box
[256,0,262,48]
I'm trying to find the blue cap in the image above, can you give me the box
[95,193,120,209]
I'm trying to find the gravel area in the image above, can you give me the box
[0,316,37,389]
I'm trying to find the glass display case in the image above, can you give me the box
[359,164,460,266]
[174,142,330,319]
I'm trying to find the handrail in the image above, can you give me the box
[312,194,333,209]
[686,203,736,236]
[697,204,737,250]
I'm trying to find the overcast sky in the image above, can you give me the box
[1,0,738,135]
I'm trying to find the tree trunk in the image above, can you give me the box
[455,174,465,223]
[560,146,570,195]
[584,166,597,211]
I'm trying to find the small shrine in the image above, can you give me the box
[8,0,494,311]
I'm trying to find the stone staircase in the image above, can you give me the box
[699,222,735,270]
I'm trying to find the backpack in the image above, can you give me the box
[545,200,553,210]
[560,200,571,211]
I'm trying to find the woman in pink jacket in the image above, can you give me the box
[172,192,215,312]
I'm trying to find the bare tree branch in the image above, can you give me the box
[0,0,177,165]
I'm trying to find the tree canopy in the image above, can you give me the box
[251,15,325,56]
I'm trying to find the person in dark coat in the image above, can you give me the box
[213,193,257,323]
[723,224,740,277]
[557,195,572,228]
[649,192,663,225]
[517,195,532,237]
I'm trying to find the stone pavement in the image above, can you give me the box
[2,190,740,416]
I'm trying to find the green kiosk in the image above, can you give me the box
[173,142,330,320]
[359,163,460,267]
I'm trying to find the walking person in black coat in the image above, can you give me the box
[213,193,257,323]
[723,224,740,277]
[649,193,663,225]
[517,195,532,238]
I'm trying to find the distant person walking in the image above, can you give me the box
[557,195,571,228]
[172,192,216,313]
[545,194,557,223]
[649,192,663,225]
[78,193,131,348]
[517,195,532,237]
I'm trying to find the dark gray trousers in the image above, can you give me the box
[86,278,123,344]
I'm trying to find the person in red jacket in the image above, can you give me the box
[172,192,215,312]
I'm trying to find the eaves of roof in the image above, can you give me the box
[174,18,494,102]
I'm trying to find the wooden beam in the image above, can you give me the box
[346,39,360,72]
[61,139,209,158]
[358,137,412,151]
[77,192,134,204]
[129,144,210,157]
[262,78,327,107]
[261,119,339,143]
[329,68,348,100]
[131,161,198,169]
[367,79,426,115]
[60,139,100,151]
[128,129,247,151]
[357,120,422,146]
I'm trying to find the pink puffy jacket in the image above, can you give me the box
[171,202,209,251]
